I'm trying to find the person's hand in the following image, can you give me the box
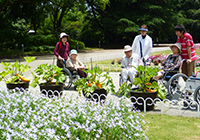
[58,55,63,60]
[186,59,192,64]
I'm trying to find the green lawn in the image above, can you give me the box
[84,50,172,72]
[144,114,200,140]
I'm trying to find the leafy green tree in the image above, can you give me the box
[46,0,86,39]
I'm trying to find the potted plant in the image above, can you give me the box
[119,65,166,111]
[0,57,35,90]
[74,66,115,102]
[30,63,65,97]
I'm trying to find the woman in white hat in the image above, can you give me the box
[153,43,182,81]
[66,49,87,78]
[131,24,153,66]
[54,32,70,68]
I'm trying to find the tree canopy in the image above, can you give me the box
[1,0,200,50]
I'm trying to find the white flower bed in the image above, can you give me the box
[0,88,148,139]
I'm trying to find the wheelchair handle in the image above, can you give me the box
[62,58,66,68]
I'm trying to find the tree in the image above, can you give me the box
[46,0,86,39]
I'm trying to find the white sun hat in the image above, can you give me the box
[170,43,182,53]
[60,32,69,39]
[124,45,132,52]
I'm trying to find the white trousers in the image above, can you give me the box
[121,68,137,83]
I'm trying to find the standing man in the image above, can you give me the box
[175,24,197,77]
[131,24,153,65]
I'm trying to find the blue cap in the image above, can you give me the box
[138,28,148,31]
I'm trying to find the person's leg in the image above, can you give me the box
[78,69,86,78]
[153,71,164,81]
[181,61,188,77]
[57,59,64,68]
[128,68,137,83]
[153,74,163,81]
[187,59,197,77]
[121,69,128,83]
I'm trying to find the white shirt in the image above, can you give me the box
[122,53,143,69]
[131,34,153,61]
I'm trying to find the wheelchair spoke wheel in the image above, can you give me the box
[194,86,200,104]
[167,73,188,96]
[62,68,72,90]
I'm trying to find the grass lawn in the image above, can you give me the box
[144,114,200,140]
[84,50,172,72]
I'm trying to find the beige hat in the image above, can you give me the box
[170,43,182,53]
[124,45,132,52]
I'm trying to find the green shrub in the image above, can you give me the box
[68,38,85,50]
[27,34,85,51]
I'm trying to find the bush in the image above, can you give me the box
[28,34,57,46]
[68,39,85,50]
[0,88,148,139]
[27,34,85,51]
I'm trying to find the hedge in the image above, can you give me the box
[27,34,85,51]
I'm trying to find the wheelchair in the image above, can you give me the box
[62,66,79,90]
[165,59,200,106]
[53,57,79,90]
[166,70,200,104]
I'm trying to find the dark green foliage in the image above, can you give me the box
[25,35,85,52]
[68,39,85,50]
[1,0,200,52]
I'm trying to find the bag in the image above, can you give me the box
[57,41,69,53]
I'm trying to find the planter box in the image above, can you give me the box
[39,83,64,97]
[130,91,157,111]
[6,81,29,91]
[83,88,107,103]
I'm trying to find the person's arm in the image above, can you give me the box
[144,36,153,61]
[65,58,74,67]
[131,36,138,53]
[76,59,85,69]
[138,56,144,66]
[67,42,70,56]
[122,57,126,68]
[54,42,63,60]
[186,45,192,64]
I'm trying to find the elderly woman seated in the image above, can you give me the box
[152,43,182,81]
[66,49,87,78]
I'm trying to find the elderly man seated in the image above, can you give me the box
[121,45,143,86]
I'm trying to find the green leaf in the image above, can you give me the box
[24,57,36,63]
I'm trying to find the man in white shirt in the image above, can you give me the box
[121,45,143,84]
[131,25,152,65]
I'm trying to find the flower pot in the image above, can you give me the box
[83,88,107,103]
[130,91,157,111]
[6,81,29,91]
[39,83,64,97]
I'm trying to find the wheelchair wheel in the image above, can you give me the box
[167,73,188,96]
[62,68,72,90]
[194,85,200,104]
